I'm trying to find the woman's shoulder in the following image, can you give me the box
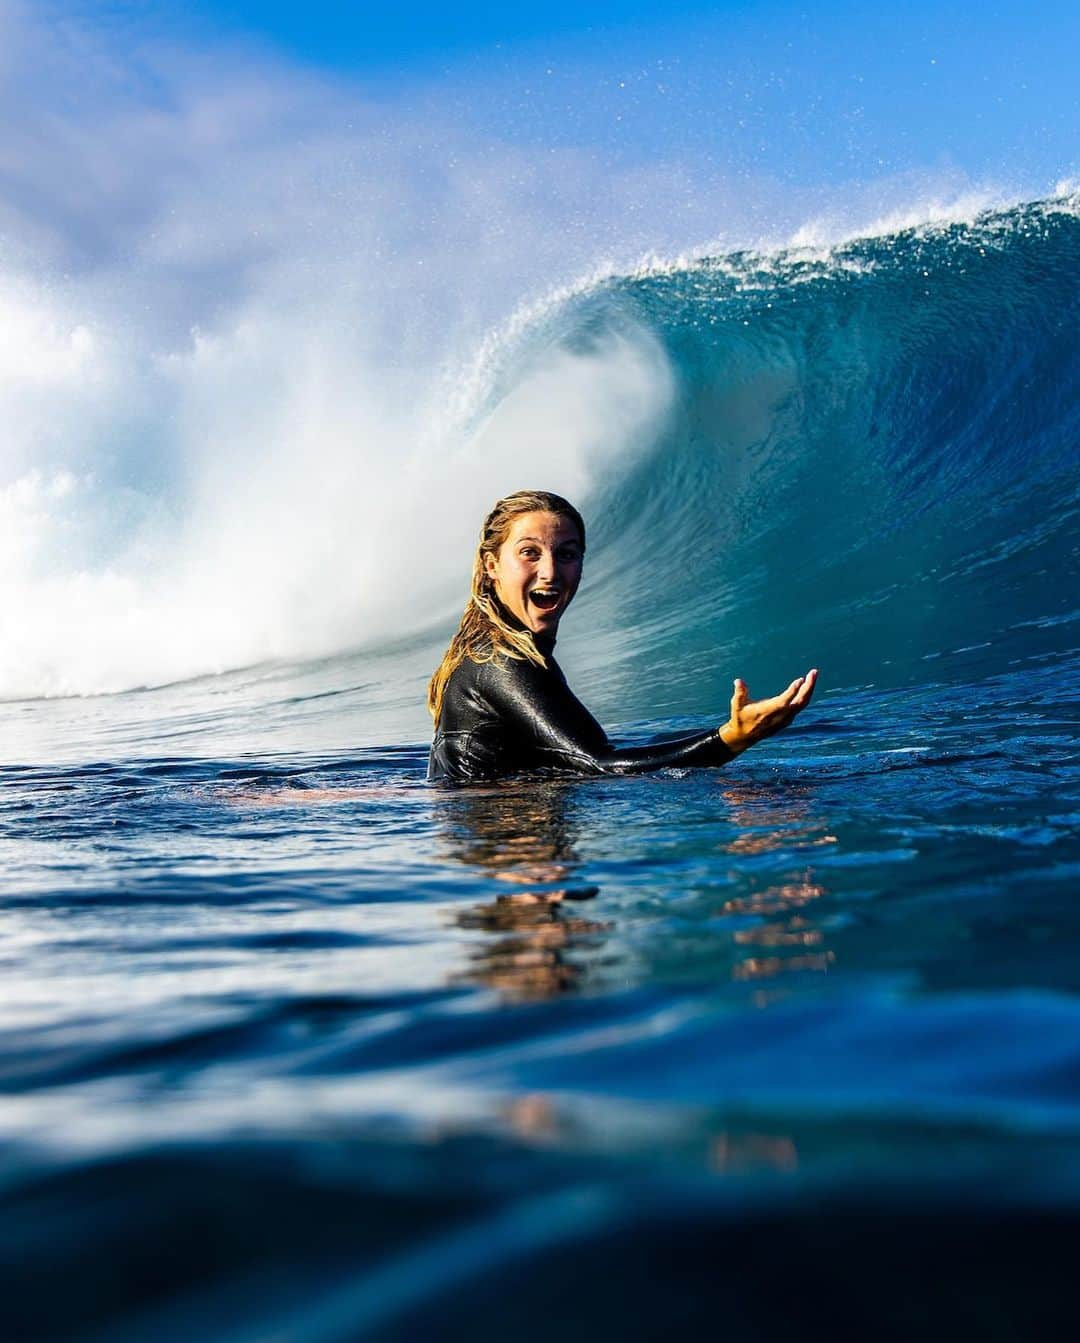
[443,642,529,689]
[458,644,552,701]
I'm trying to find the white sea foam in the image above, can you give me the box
[0,256,673,699]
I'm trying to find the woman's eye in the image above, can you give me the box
[520,548,540,559]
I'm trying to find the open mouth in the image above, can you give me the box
[528,588,562,612]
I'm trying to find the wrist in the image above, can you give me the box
[719,721,749,755]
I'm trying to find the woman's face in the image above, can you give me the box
[484,510,584,636]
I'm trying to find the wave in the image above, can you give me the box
[1,192,1076,705]
[554,194,1080,714]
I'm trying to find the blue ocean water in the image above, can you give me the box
[1,196,1078,1339]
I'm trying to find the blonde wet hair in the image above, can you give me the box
[427,490,586,725]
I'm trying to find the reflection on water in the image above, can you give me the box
[722,881,828,917]
[455,887,609,999]
[733,919,823,947]
[436,782,610,1001]
[434,776,841,997]
[717,783,837,987]
[710,1131,799,1174]
[732,950,835,982]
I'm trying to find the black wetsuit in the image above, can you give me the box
[428,629,734,784]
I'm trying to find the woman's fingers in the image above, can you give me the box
[791,668,818,709]
[757,678,803,714]
[728,668,818,745]
[781,676,804,702]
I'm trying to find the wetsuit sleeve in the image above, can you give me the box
[481,655,734,775]
[598,729,736,772]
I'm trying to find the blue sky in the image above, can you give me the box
[177,0,736,64]
[11,0,1075,299]
[86,0,1077,191]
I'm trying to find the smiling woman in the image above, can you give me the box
[484,508,584,633]
[427,490,817,784]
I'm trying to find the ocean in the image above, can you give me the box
[1,193,1078,1339]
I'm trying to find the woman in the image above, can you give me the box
[428,490,817,784]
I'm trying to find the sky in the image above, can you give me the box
[52,0,1079,193]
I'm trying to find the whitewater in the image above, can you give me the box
[2,172,1079,1337]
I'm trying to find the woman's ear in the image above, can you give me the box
[483,552,498,583]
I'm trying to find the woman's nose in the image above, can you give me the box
[537,551,556,580]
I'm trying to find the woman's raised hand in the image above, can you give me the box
[718,669,818,755]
